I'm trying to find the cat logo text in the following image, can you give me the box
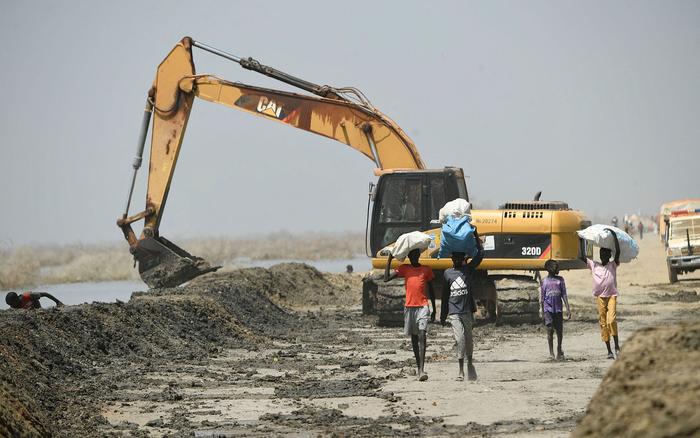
[256,96,283,118]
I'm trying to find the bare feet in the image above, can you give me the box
[606,352,615,359]
[467,364,477,381]
[456,375,464,382]
[418,373,429,382]
[557,350,565,361]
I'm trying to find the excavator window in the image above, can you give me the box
[429,176,446,221]
[379,178,422,224]
[373,176,423,251]
[456,176,468,200]
[371,172,461,253]
[370,170,469,254]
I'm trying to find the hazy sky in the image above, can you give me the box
[1,1,698,247]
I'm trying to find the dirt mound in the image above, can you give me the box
[573,321,700,437]
[196,263,362,308]
[0,299,276,436]
[0,265,325,437]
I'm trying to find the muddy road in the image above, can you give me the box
[1,238,699,437]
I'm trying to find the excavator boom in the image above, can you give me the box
[188,76,425,171]
[118,37,425,287]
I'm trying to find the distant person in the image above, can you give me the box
[540,260,571,360]
[345,264,354,274]
[5,291,64,309]
[385,248,435,381]
[587,229,621,359]
[637,222,644,240]
[441,242,483,381]
[611,216,618,227]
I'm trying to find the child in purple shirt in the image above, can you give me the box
[540,260,571,360]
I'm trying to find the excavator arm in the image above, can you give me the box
[118,37,424,288]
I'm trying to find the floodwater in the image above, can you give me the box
[0,280,146,309]
[0,257,370,310]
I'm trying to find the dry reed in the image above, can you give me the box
[0,232,364,289]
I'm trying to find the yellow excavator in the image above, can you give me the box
[117,37,591,324]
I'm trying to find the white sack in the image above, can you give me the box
[577,224,639,263]
[439,199,471,223]
[390,231,432,261]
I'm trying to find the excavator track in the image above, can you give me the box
[489,275,541,325]
[362,274,406,327]
[362,272,541,326]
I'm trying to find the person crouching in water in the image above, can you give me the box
[441,238,483,381]
[385,248,435,381]
[540,260,571,360]
[5,291,64,309]
[587,229,621,359]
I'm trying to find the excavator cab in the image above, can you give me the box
[370,168,468,254]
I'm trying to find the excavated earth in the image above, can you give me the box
[573,321,700,438]
[1,248,699,437]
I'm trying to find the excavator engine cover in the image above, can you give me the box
[132,236,220,288]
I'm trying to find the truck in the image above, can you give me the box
[665,210,700,283]
[659,199,700,242]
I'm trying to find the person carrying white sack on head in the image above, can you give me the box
[438,198,472,223]
[577,225,639,360]
[438,199,479,259]
[384,231,437,323]
[384,231,436,381]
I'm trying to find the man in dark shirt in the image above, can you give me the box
[441,238,484,381]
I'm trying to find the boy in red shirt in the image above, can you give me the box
[385,248,435,381]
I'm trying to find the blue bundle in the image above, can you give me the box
[438,216,477,258]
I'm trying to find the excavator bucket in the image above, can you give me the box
[132,236,220,288]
